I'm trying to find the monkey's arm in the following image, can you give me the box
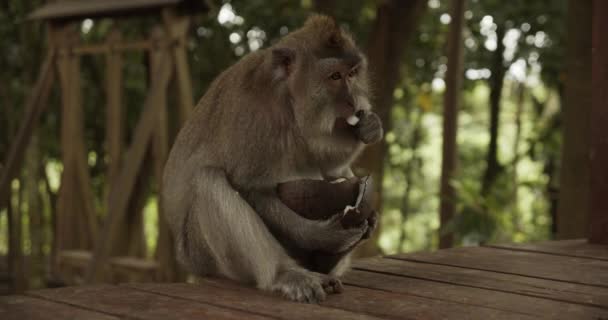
[244,189,367,254]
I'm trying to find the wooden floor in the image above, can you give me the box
[1,239,607,319]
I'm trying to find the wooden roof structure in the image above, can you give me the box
[29,0,208,21]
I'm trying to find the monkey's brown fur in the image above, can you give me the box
[162,14,383,303]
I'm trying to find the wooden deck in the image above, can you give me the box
[1,239,607,319]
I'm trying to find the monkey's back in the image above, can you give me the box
[164,48,308,197]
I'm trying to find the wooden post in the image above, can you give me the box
[105,29,124,197]
[104,28,147,261]
[149,27,181,281]
[87,51,174,283]
[53,23,97,264]
[7,189,26,293]
[0,50,55,209]
[589,0,608,244]
[163,8,194,124]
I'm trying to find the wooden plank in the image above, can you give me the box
[130,279,533,320]
[87,51,174,283]
[589,0,608,244]
[0,295,116,320]
[354,257,608,309]
[130,281,382,320]
[343,269,608,319]
[392,246,608,287]
[0,50,55,209]
[28,285,271,320]
[109,257,158,283]
[486,239,608,261]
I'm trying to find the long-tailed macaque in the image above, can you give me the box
[162,15,383,303]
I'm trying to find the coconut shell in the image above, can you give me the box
[277,176,374,228]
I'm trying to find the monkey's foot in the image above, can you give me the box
[271,268,342,303]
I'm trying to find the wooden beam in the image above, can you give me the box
[589,0,608,244]
[105,29,124,190]
[104,28,148,261]
[0,50,55,209]
[56,39,176,56]
[149,27,180,282]
[55,26,97,253]
[86,51,174,283]
[163,9,194,124]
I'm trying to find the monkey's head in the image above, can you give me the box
[270,15,371,136]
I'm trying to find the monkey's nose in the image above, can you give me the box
[346,97,355,109]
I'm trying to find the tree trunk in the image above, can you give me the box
[438,0,466,249]
[353,0,426,256]
[556,0,592,239]
[481,25,506,196]
[510,83,526,233]
[7,183,26,293]
[588,0,608,244]
[25,134,44,288]
[399,111,423,251]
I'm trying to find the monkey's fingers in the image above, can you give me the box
[362,211,379,239]
[322,277,344,294]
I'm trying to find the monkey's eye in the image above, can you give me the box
[329,72,342,80]
[348,68,358,78]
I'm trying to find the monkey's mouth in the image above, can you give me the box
[336,103,356,120]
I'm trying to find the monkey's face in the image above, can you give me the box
[318,53,370,117]
[274,15,371,136]
[298,52,371,135]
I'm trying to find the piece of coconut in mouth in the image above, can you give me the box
[346,114,360,126]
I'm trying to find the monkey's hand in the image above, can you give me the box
[315,213,370,254]
[361,210,379,240]
[354,111,383,145]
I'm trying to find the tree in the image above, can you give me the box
[353,0,426,255]
[438,0,466,249]
[480,23,506,196]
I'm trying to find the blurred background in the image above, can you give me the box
[0,0,595,293]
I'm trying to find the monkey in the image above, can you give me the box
[161,14,383,303]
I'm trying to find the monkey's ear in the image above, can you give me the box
[272,47,296,79]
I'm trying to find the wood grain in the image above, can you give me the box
[486,239,608,261]
[29,285,272,320]
[392,246,608,287]
[0,295,116,320]
[343,268,608,319]
[130,281,384,320]
[354,257,608,309]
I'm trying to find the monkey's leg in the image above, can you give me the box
[186,168,342,302]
